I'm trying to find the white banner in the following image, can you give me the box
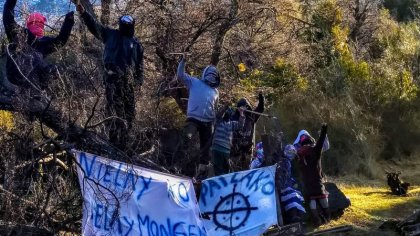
[198,165,278,236]
[73,150,207,236]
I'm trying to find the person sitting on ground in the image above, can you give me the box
[250,142,264,169]
[231,93,265,169]
[3,0,75,90]
[276,144,306,225]
[212,106,245,176]
[294,124,329,227]
[174,55,220,179]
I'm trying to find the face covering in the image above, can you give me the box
[119,15,135,37]
[26,13,46,38]
[202,66,220,88]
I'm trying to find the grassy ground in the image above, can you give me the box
[316,161,420,235]
[318,183,420,235]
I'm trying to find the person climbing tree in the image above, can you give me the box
[212,106,244,176]
[173,55,220,179]
[294,124,330,227]
[231,93,265,170]
[3,0,75,90]
[77,4,144,150]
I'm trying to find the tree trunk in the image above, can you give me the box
[101,0,112,25]
[210,0,239,66]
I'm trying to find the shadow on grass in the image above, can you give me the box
[364,191,390,196]
[368,197,420,219]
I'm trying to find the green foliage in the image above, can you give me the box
[240,58,308,96]
[303,0,344,67]
[311,0,343,38]
[383,0,420,22]
[253,0,420,176]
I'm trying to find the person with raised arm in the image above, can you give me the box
[3,0,74,89]
[173,55,220,179]
[77,4,144,150]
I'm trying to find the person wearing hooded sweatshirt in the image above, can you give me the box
[3,0,74,89]
[293,130,330,153]
[294,124,330,227]
[231,93,264,169]
[292,129,330,194]
[77,4,144,150]
[174,56,219,179]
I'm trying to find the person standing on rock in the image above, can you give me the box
[173,55,219,179]
[77,4,144,150]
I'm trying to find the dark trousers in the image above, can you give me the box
[230,143,252,171]
[104,73,135,150]
[174,118,213,175]
[213,149,230,176]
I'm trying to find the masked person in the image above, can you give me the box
[231,93,264,170]
[77,4,144,150]
[3,0,74,90]
[294,124,330,227]
[293,130,330,152]
[174,56,219,179]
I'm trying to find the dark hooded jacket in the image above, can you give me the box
[81,11,144,84]
[231,95,264,151]
[296,125,328,197]
[3,0,74,87]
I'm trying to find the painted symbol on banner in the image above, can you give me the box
[203,184,258,235]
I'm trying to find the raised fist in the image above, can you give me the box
[258,92,264,102]
[65,11,75,22]
[76,4,85,13]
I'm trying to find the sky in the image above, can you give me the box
[0,0,76,17]
[0,0,101,32]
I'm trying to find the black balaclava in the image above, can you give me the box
[236,98,251,110]
[119,15,135,37]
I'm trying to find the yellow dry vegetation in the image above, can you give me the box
[319,182,420,234]
[0,111,14,130]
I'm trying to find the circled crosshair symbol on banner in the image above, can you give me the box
[203,184,258,235]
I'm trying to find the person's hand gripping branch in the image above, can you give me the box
[179,52,188,63]
[65,11,75,23]
[76,2,85,14]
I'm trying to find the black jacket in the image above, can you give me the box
[296,125,328,197]
[3,0,74,57]
[3,0,74,87]
[81,12,144,85]
[231,95,264,149]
